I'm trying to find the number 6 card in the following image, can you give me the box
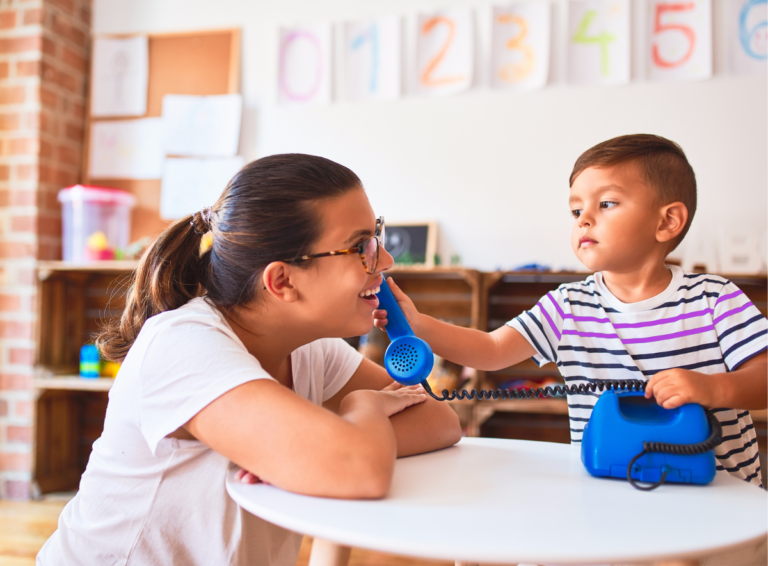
[647,0,712,81]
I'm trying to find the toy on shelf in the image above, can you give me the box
[58,185,135,263]
[79,344,101,378]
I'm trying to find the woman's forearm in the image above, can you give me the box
[389,397,462,457]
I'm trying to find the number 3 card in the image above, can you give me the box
[568,0,630,85]
[647,0,712,81]
[416,9,474,96]
[491,3,551,91]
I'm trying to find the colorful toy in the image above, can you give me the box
[79,344,101,378]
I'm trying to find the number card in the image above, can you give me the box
[727,0,767,75]
[278,24,332,105]
[491,3,551,91]
[568,0,630,85]
[343,17,401,101]
[647,0,712,81]
[416,9,474,96]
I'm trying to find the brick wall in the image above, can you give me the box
[0,0,90,500]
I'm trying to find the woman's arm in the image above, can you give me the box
[324,357,462,457]
[184,378,426,498]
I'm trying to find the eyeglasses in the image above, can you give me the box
[280,217,385,274]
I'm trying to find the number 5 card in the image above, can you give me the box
[568,0,630,85]
[647,0,712,81]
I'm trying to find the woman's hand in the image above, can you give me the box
[373,278,423,335]
[341,381,427,418]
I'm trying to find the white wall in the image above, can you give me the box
[94,0,767,272]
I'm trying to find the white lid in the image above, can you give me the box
[58,185,136,207]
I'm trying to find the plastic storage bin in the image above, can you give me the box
[58,185,136,262]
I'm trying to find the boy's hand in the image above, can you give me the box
[373,278,423,334]
[644,368,716,409]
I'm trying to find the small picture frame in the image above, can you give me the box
[385,221,438,269]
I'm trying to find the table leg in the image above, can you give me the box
[308,538,351,566]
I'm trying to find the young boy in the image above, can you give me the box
[377,134,767,488]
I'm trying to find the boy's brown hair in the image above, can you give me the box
[569,134,697,252]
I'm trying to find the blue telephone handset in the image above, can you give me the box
[375,278,434,386]
[375,278,722,490]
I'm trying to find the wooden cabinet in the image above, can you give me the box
[33,261,134,494]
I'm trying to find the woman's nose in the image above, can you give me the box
[378,246,395,272]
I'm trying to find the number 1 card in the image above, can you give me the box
[343,17,402,101]
[568,0,630,85]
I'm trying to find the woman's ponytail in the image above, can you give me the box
[96,211,209,362]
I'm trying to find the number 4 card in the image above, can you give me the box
[647,0,712,81]
[568,0,630,85]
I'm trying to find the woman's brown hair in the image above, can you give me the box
[97,154,362,362]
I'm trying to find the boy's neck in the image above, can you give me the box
[600,261,673,304]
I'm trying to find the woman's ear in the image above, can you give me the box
[656,202,688,244]
[262,262,299,303]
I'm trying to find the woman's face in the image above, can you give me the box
[293,187,393,338]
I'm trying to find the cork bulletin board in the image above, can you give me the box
[82,29,241,242]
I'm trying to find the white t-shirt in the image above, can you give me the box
[37,297,363,566]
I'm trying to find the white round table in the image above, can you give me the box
[226,437,767,566]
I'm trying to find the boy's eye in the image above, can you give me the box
[571,209,582,218]
[600,201,617,209]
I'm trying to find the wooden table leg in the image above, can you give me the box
[308,538,351,566]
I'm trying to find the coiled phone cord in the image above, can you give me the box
[420,379,723,491]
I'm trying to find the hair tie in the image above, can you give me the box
[191,207,213,235]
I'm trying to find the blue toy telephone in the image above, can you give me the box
[375,277,723,491]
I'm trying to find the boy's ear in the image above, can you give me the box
[656,202,688,244]
[262,262,299,303]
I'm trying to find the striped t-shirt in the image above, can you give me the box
[508,265,767,487]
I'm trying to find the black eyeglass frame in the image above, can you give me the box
[279,217,385,274]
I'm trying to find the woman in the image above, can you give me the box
[38,154,461,565]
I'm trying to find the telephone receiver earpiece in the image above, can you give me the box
[375,278,434,386]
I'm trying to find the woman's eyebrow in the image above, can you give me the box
[343,228,372,245]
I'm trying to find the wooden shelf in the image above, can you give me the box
[34,376,114,392]
[479,398,568,415]
[37,260,138,279]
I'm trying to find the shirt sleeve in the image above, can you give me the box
[714,281,768,370]
[138,316,275,456]
[317,338,364,402]
[506,288,566,366]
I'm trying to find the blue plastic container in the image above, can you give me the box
[79,344,101,378]
[581,391,716,485]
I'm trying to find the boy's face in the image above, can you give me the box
[569,163,663,273]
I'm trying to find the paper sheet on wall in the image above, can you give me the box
[89,118,164,179]
[91,36,149,117]
[416,9,474,96]
[278,24,333,105]
[162,94,242,157]
[647,0,712,81]
[727,0,767,75]
[491,3,550,91]
[160,157,245,219]
[343,17,401,101]
[568,0,630,85]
